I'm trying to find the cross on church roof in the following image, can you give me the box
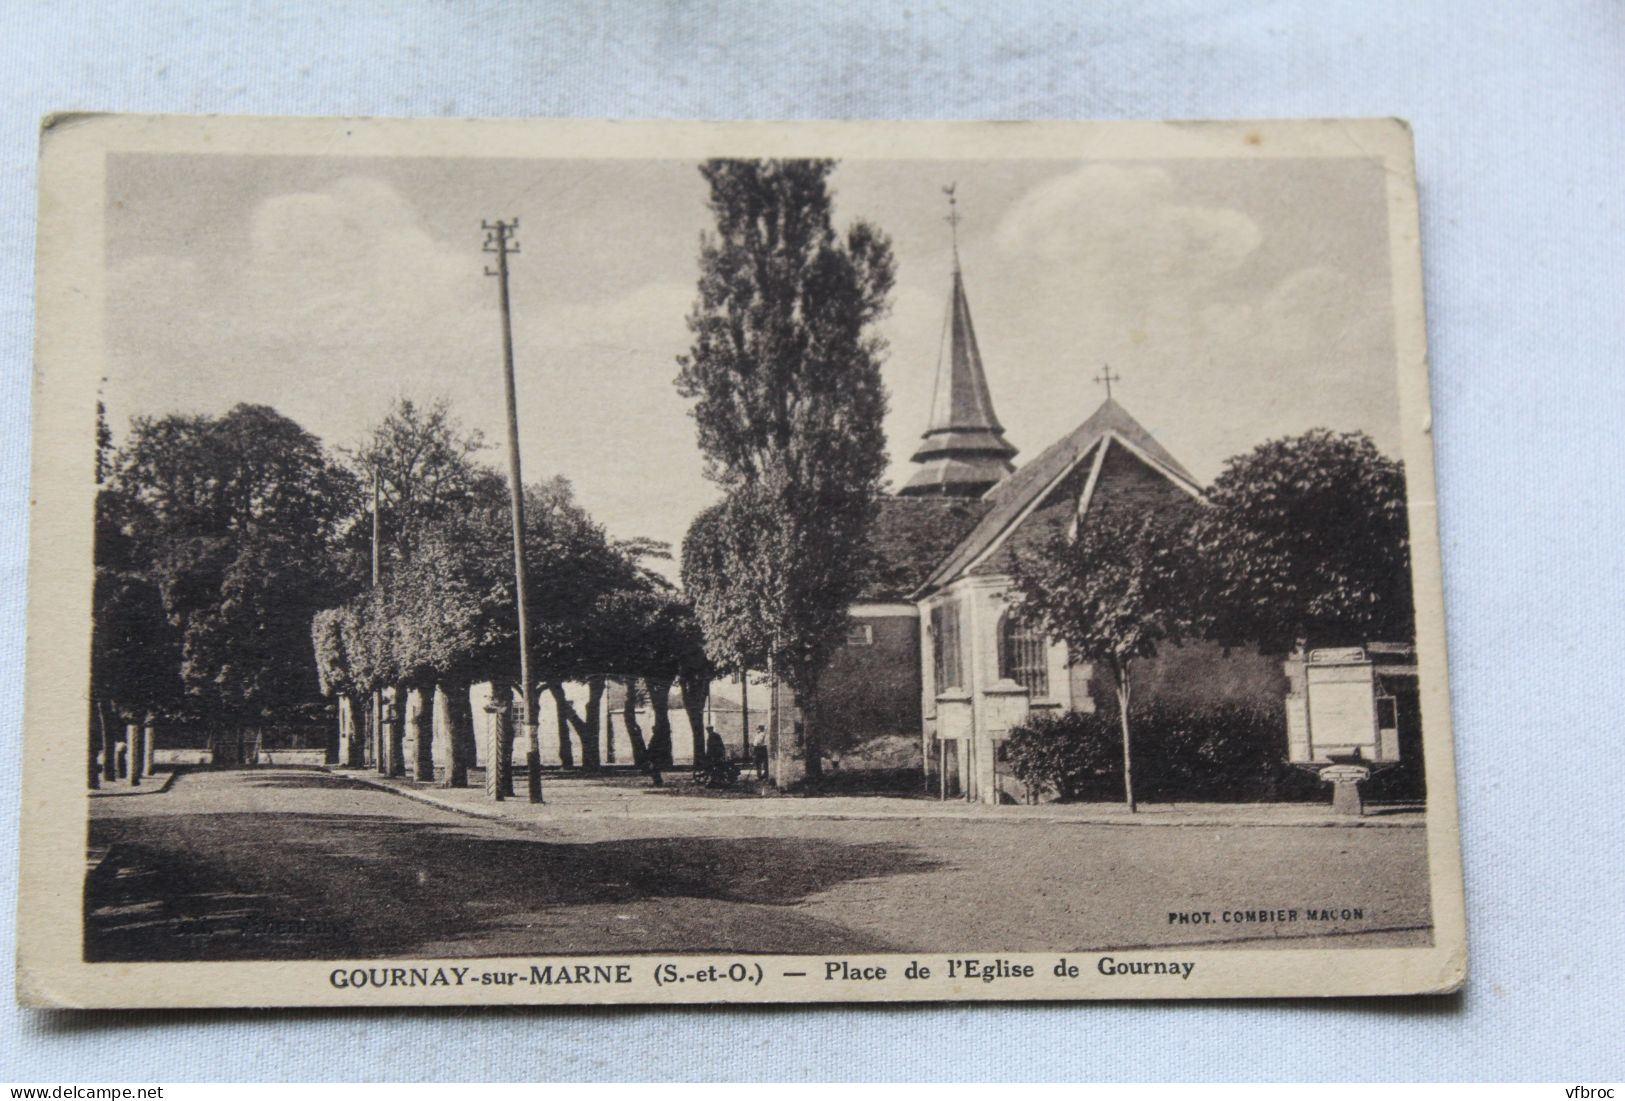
[1094,364,1121,400]
[943,182,961,271]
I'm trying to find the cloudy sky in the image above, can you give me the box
[104,151,1399,558]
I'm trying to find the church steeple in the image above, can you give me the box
[900,186,1018,499]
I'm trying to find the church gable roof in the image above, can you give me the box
[857,495,991,602]
[913,398,1200,595]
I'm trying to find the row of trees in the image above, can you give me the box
[1010,428,1414,810]
[309,398,719,789]
[91,395,714,790]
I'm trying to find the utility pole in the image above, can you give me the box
[371,467,384,774]
[484,218,543,803]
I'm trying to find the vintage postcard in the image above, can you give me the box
[17,114,1465,1008]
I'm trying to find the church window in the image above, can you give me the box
[999,613,1049,697]
[845,622,874,647]
[930,601,964,692]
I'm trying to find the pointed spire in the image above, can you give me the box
[900,189,1018,499]
[944,182,962,273]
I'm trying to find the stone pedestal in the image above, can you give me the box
[1321,762,1371,817]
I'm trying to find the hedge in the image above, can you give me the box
[1003,701,1323,804]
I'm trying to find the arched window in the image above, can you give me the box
[930,601,964,692]
[999,612,1049,697]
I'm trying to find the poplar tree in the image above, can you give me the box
[675,159,895,779]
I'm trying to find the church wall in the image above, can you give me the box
[1070,642,1287,713]
[817,607,923,770]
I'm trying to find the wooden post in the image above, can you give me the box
[142,716,157,777]
[1117,665,1136,814]
[484,684,512,800]
[740,668,750,761]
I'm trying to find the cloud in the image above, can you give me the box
[993,164,1262,296]
[241,176,493,362]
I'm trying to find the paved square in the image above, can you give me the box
[87,768,1431,961]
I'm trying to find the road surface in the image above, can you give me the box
[87,768,1433,961]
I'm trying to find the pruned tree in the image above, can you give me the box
[1195,429,1413,653]
[1010,504,1200,812]
[595,585,715,770]
[681,498,772,683]
[674,158,894,779]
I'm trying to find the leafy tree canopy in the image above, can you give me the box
[1011,503,1200,677]
[103,403,358,724]
[350,396,487,566]
[1195,429,1413,652]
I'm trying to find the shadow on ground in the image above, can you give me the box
[238,772,384,791]
[86,798,941,962]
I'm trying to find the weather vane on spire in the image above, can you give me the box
[1094,364,1121,400]
[943,182,962,271]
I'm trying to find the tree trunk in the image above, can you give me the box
[126,722,143,786]
[143,715,157,777]
[621,677,649,768]
[386,686,408,778]
[410,687,435,781]
[544,682,575,769]
[91,700,106,789]
[441,681,472,789]
[328,699,343,765]
[1116,662,1136,813]
[680,672,709,762]
[485,680,513,800]
[767,653,780,787]
[646,676,675,769]
[604,713,617,765]
[550,679,604,772]
[372,690,386,774]
[343,693,365,767]
[334,695,351,766]
[801,682,823,781]
[579,675,604,770]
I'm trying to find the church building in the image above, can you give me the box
[813,211,1283,803]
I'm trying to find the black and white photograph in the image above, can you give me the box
[18,115,1463,1008]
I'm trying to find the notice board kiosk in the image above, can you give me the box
[1284,643,1420,815]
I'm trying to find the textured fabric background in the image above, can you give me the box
[2,0,1621,1082]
